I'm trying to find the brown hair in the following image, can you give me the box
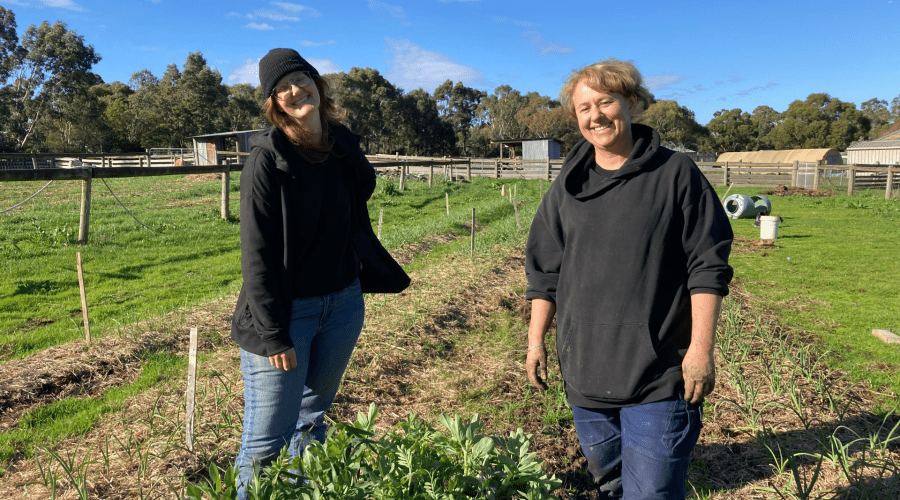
[263,73,346,151]
[559,58,652,121]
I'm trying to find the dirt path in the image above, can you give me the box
[1,241,897,499]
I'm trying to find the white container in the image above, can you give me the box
[760,216,780,240]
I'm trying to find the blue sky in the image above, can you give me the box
[4,0,899,125]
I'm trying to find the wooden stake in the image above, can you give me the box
[445,192,449,216]
[76,252,91,344]
[470,208,475,257]
[185,327,199,452]
[378,209,383,240]
[513,196,521,231]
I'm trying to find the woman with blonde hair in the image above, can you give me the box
[525,58,733,499]
[230,48,375,498]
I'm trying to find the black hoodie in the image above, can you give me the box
[230,124,376,357]
[525,124,733,408]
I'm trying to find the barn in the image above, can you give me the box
[190,130,261,166]
[716,149,842,165]
[491,138,561,160]
[846,130,900,165]
[716,149,843,189]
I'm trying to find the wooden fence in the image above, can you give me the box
[2,152,897,244]
[697,160,898,199]
[0,152,193,170]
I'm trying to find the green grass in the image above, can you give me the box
[0,352,184,467]
[0,173,538,361]
[0,175,244,359]
[718,186,900,406]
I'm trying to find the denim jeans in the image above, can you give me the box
[572,394,702,500]
[234,279,365,499]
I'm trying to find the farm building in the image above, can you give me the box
[491,138,561,160]
[716,149,842,165]
[846,130,900,165]
[190,129,261,166]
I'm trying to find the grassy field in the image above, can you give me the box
[722,186,900,409]
[0,172,898,498]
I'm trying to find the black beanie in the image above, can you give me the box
[258,48,319,98]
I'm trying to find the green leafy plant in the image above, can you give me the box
[187,403,561,500]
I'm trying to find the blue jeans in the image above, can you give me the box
[235,279,365,499]
[572,394,702,499]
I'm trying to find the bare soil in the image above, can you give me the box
[0,242,896,499]
[760,185,835,197]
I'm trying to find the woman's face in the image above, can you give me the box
[572,80,637,158]
[273,71,321,123]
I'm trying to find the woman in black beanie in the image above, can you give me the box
[230,48,377,497]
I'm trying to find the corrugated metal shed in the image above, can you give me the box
[717,149,842,164]
[846,130,900,165]
[492,138,561,160]
[189,129,261,166]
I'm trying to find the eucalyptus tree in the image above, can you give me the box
[224,83,264,132]
[766,93,869,150]
[478,85,529,141]
[749,105,781,150]
[0,7,100,152]
[860,98,892,139]
[328,68,403,154]
[637,100,709,152]
[707,108,755,153]
[434,80,484,156]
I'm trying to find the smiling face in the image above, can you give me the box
[572,80,638,162]
[273,70,321,124]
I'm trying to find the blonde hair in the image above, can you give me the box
[559,58,652,121]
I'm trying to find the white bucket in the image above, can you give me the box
[760,216,780,240]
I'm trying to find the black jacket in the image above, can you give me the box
[230,124,376,357]
[525,124,733,408]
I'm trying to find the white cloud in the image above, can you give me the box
[384,39,485,92]
[255,10,300,22]
[493,16,538,28]
[522,32,574,56]
[271,2,320,16]
[307,58,342,75]
[245,23,275,30]
[37,0,83,10]
[300,40,336,47]
[228,59,260,85]
[368,0,405,18]
[644,73,692,91]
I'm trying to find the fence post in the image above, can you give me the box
[847,166,855,196]
[886,166,894,200]
[77,170,92,244]
[813,160,821,191]
[220,157,230,220]
[429,163,434,186]
[399,164,406,191]
[470,208,475,256]
[495,159,500,179]
[723,162,729,186]
[792,160,799,187]
[31,154,37,170]
[147,150,152,168]
[467,158,472,181]
[545,158,551,181]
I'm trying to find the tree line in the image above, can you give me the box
[2,7,898,157]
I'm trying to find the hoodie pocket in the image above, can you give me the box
[558,322,659,402]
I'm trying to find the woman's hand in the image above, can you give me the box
[525,344,549,391]
[269,348,297,371]
[682,344,715,404]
